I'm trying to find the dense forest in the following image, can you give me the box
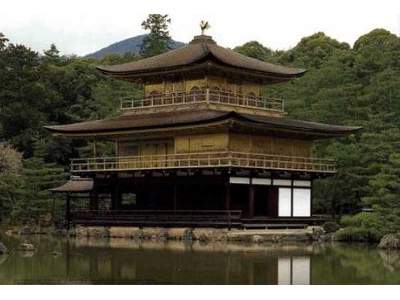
[1,15,400,240]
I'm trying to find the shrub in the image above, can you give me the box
[340,212,383,229]
[334,227,383,243]
[322,221,340,233]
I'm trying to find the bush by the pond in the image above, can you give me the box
[334,227,383,243]
[322,221,340,233]
[340,212,382,228]
[378,233,400,249]
[335,212,388,242]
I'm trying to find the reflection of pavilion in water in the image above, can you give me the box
[69,240,311,284]
[278,256,310,285]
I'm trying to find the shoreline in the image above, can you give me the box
[1,225,331,244]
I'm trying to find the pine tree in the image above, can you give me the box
[140,14,172,57]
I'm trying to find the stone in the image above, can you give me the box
[0,242,8,255]
[109,227,140,238]
[378,233,400,249]
[74,226,89,238]
[142,227,161,239]
[18,242,35,251]
[86,226,109,238]
[133,229,144,239]
[168,228,186,240]
[183,228,194,240]
[159,228,169,240]
[19,226,32,235]
[312,227,324,241]
[252,235,264,243]
[5,229,16,236]
[318,233,333,243]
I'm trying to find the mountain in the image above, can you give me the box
[85,34,185,59]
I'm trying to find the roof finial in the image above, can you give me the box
[200,20,210,35]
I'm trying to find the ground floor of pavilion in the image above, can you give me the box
[52,170,327,229]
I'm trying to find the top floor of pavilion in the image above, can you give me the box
[97,34,306,117]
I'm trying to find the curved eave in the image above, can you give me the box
[97,62,306,84]
[44,111,362,139]
[96,41,306,83]
[236,114,362,138]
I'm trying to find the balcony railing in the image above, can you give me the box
[120,89,284,113]
[70,151,336,174]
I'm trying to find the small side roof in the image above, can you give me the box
[97,35,306,83]
[50,178,94,193]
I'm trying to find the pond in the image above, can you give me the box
[0,235,400,284]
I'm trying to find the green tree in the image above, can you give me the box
[234,41,273,61]
[140,14,172,57]
[0,144,24,223]
[363,152,400,233]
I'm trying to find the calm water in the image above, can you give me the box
[1,234,400,284]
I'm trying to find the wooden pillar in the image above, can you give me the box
[248,184,255,218]
[290,179,294,217]
[115,138,119,156]
[89,191,99,211]
[66,193,71,230]
[93,139,97,157]
[224,181,231,211]
[111,183,120,210]
[173,184,177,211]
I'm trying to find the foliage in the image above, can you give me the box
[334,227,383,243]
[0,144,24,222]
[0,32,139,225]
[337,212,386,242]
[140,14,172,57]
[247,29,400,234]
[233,41,273,61]
[322,221,340,233]
[0,144,22,174]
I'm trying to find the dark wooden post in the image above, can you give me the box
[66,193,71,230]
[224,181,231,210]
[89,191,99,211]
[110,174,120,210]
[173,184,177,211]
[93,138,97,157]
[225,179,232,229]
[248,184,255,218]
[111,184,120,210]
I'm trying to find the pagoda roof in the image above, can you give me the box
[97,35,306,83]
[45,109,361,139]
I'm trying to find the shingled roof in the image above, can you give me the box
[97,35,306,83]
[45,109,361,139]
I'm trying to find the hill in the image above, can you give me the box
[85,34,185,59]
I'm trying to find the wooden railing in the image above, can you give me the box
[120,89,284,113]
[70,151,336,173]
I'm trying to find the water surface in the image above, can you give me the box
[1,235,400,284]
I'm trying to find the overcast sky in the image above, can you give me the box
[2,0,400,56]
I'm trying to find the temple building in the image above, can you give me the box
[47,32,360,228]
